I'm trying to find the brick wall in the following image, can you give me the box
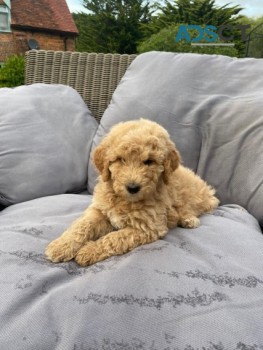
[0,29,76,61]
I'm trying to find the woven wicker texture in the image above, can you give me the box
[25,50,137,122]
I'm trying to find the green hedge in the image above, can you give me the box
[0,55,25,88]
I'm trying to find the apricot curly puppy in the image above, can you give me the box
[46,119,219,266]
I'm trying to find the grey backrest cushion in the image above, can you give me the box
[88,51,263,227]
[0,84,98,206]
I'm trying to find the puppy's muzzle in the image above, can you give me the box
[126,183,141,194]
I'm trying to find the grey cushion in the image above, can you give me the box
[0,194,263,348]
[0,84,98,205]
[88,52,263,227]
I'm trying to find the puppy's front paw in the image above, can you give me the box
[45,238,79,263]
[75,241,107,267]
[180,216,200,229]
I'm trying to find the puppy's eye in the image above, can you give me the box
[143,159,154,166]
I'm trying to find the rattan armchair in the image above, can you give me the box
[25,50,137,122]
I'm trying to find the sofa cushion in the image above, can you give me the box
[88,52,263,227]
[0,196,263,348]
[0,84,98,206]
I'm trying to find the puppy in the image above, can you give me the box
[46,119,219,266]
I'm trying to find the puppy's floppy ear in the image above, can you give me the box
[93,141,111,182]
[163,140,181,184]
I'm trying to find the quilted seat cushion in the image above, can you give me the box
[0,84,98,205]
[0,194,263,348]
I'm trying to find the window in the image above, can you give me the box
[0,5,10,32]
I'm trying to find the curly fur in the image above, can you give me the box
[46,119,219,266]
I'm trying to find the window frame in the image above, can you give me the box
[0,4,11,33]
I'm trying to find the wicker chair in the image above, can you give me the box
[25,50,137,122]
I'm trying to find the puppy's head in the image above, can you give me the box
[93,119,180,201]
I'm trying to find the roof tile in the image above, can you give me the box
[11,0,78,34]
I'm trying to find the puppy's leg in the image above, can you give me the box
[178,214,200,229]
[167,205,179,229]
[177,193,219,229]
[177,191,219,229]
[45,206,112,263]
[75,228,161,266]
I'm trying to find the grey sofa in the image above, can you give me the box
[0,51,263,350]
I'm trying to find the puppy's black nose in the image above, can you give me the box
[126,183,141,194]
